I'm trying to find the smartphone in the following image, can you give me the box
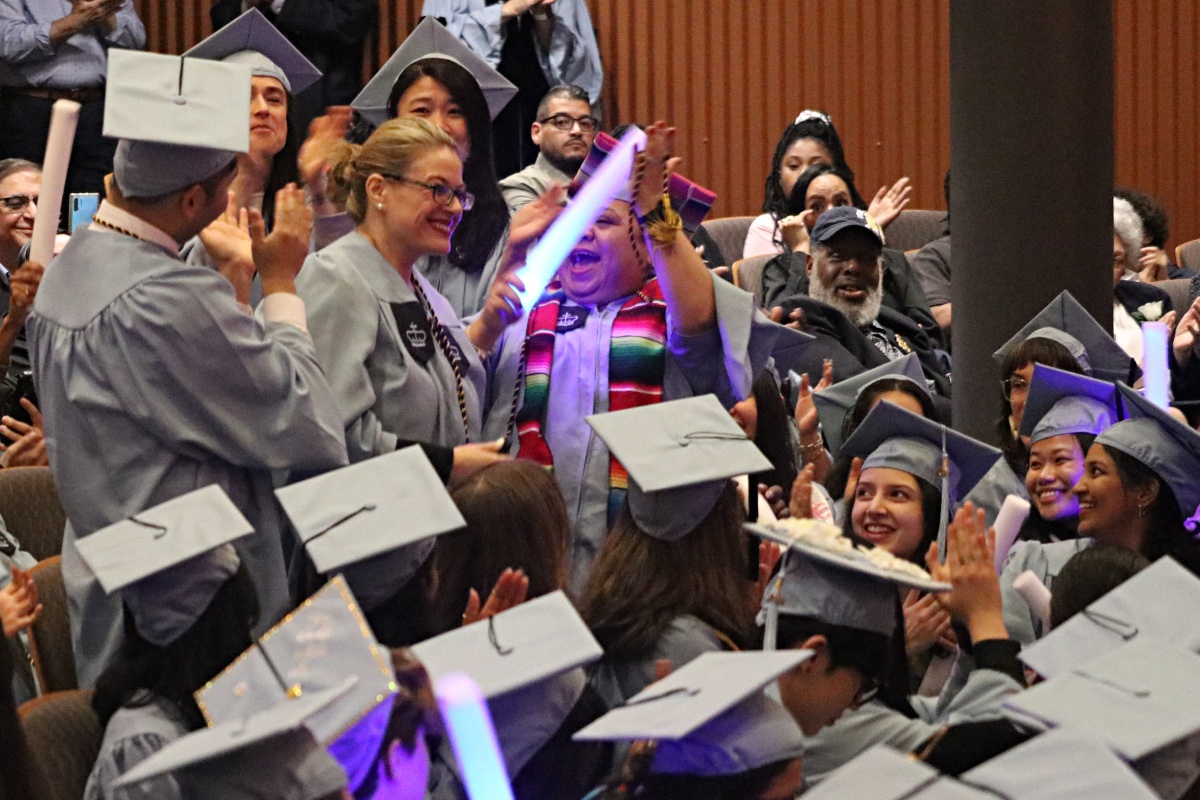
[68,193,100,233]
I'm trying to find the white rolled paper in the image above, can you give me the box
[992,494,1031,573]
[1013,569,1053,630]
[28,99,81,266]
[1141,321,1170,410]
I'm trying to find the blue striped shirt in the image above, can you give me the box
[0,0,145,89]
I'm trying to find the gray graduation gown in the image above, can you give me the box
[999,538,1092,645]
[482,275,776,592]
[802,650,1024,783]
[84,697,190,800]
[588,614,723,709]
[27,227,348,688]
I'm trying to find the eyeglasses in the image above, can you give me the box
[1002,375,1031,400]
[538,113,599,133]
[0,194,36,213]
[383,175,474,211]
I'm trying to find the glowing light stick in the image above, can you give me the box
[992,494,1031,573]
[29,99,81,266]
[512,126,647,310]
[435,673,514,800]
[1141,321,1170,410]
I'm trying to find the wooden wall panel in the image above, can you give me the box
[131,1,1198,245]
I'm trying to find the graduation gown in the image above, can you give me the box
[999,538,1092,646]
[481,274,776,591]
[587,614,724,710]
[27,226,348,688]
[84,697,190,800]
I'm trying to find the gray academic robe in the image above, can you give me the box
[498,153,572,214]
[801,648,1024,783]
[84,697,190,800]
[999,538,1093,646]
[27,227,348,688]
[588,614,723,709]
[481,275,776,592]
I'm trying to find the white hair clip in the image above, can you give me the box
[794,109,832,126]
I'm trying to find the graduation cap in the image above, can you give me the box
[841,400,1003,563]
[184,8,322,94]
[1003,637,1200,762]
[274,445,465,609]
[798,745,947,800]
[574,651,810,743]
[750,519,947,647]
[1020,557,1200,679]
[196,575,396,750]
[104,50,250,198]
[116,679,354,795]
[585,394,773,541]
[993,291,1137,383]
[73,484,252,647]
[573,131,718,240]
[768,323,817,379]
[1097,383,1200,519]
[1017,364,1120,444]
[645,692,804,776]
[960,728,1159,800]
[411,591,603,774]
[352,16,517,126]
[811,353,929,457]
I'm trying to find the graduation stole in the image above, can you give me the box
[514,279,668,518]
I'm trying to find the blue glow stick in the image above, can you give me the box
[512,126,648,310]
[435,673,514,800]
[1141,321,1170,409]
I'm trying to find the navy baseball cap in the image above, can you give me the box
[810,206,886,247]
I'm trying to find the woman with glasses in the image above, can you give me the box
[296,117,555,475]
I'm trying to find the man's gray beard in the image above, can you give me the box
[810,273,885,329]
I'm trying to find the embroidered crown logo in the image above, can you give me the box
[406,323,428,349]
[558,311,579,328]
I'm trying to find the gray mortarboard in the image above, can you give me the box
[197,575,396,759]
[1017,363,1119,444]
[74,484,252,647]
[992,291,1139,383]
[411,591,603,773]
[586,394,772,541]
[116,679,354,796]
[960,728,1159,800]
[575,651,810,743]
[184,8,322,94]
[799,745,957,800]
[274,446,465,609]
[647,693,804,776]
[1003,637,1200,762]
[751,519,947,649]
[769,323,817,379]
[1020,557,1200,679]
[812,353,928,457]
[104,50,250,199]
[352,16,517,126]
[841,400,1003,563]
[1098,383,1200,519]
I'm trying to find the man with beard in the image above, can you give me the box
[499,84,597,213]
[777,206,952,394]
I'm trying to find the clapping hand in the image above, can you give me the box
[462,568,530,626]
[0,399,47,468]
[866,177,912,227]
[926,503,1008,644]
[199,192,255,304]
[251,184,312,296]
[0,567,42,638]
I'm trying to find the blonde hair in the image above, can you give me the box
[328,117,458,223]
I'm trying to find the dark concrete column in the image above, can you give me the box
[950,1,1113,440]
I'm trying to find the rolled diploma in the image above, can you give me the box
[29,99,81,266]
[992,494,1031,572]
[1013,570,1053,630]
[1141,321,1170,410]
[512,126,648,311]
[435,672,515,800]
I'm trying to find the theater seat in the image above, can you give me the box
[0,467,66,561]
[731,255,773,307]
[19,689,102,800]
[700,216,756,265]
[883,210,948,253]
[28,556,77,694]
[1176,239,1200,274]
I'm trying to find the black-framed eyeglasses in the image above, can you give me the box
[1002,375,1031,400]
[0,194,36,213]
[538,113,599,133]
[382,175,474,211]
